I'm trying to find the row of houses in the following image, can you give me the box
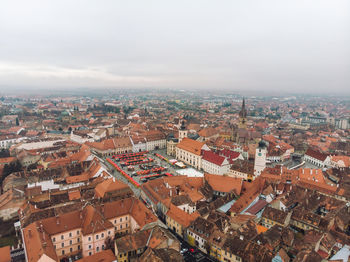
[85,130,166,157]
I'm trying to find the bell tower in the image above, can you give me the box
[238,98,247,129]
[179,120,188,142]
[254,140,267,177]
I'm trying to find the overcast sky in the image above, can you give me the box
[0,0,349,94]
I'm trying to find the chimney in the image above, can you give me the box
[56,216,60,225]
[40,223,44,234]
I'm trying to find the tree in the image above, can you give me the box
[15,117,19,126]
[1,160,22,191]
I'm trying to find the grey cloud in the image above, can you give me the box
[0,0,349,93]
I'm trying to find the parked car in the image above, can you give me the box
[180,248,188,254]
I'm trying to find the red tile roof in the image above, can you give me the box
[0,246,11,262]
[176,137,206,156]
[202,151,226,166]
[95,178,130,198]
[76,250,116,262]
[166,204,200,227]
[204,174,242,194]
[305,148,329,161]
[23,222,57,262]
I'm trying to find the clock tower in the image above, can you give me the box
[254,140,267,177]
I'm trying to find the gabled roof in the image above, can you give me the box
[139,247,184,262]
[166,204,200,227]
[198,127,218,138]
[176,137,207,156]
[95,178,130,198]
[230,177,265,214]
[204,174,242,195]
[305,148,329,162]
[103,197,157,227]
[202,151,227,166]
[262,206,289,224]
[115,228,151,253]
[86,136,131,151]
[76,250,116,262]
[23,222,57,262]
[81,205,114,235]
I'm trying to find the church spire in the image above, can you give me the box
[239,98,247,118]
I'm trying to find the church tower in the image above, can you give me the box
[178,120,188,142]
[238,98,247,129]
[254,140,267,177]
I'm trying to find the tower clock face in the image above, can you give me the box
[258,153,262,156]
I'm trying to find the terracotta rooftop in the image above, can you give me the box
[86,136,131,151]
[198,127,218,138]
[176,137,207,156]
[204,174,242,195]
[261,206,289,225]
[68,190,81,201]
[22,222,57,262]
[0,246,11,262]
[166,204,200,227]
[305,148,329,162]
[76,250,116,262]
[102,197,157,227]
[230,177,265,214]
[95,178,130,198]
[202,151,227,166]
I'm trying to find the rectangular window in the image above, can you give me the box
[69,232,72,237]
[70,247,73,252]
[88,237,91,241]
[62,250,65,255]
[78,245,80,250]
[61,235,64,240]
[69,240,72,245]
[120,225,123,229]
[61,243,64,248]
[77,230,79,235]
[96,235,99,240]
[101,233,104,238]
[52,237,56,242]
[120,218,122,222]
